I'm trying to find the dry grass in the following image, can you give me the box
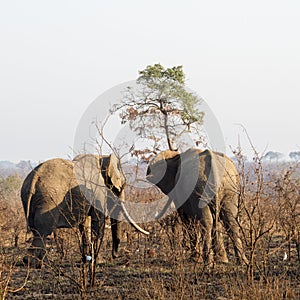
[1,217,300,299]
[1,155,300,299]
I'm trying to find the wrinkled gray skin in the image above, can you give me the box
[147,148,248,265]
[21,154,148,267]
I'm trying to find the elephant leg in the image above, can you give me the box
[210,199,228,264]
[167,213,181,252]
[107,197,122,259]
[90,208,105,262]
[213,221,229,263]
[111,218,121,258]
[24,210,55,268]
[53,230,65,259]
[79,217,91,262]
[221,194,248,264]
[24,233,47,268]
[199,205,214,265]
[179,212,199,257]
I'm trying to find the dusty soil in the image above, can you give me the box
[1,222,300,300]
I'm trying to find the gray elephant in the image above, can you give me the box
[21,153,149,267]
[147,148,248,265]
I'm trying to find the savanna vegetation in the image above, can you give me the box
[0,153,300,299]
[1,65,299,299]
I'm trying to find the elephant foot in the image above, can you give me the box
[112,238,120,259]
[112,244,120,258]
[23,255,43,269]
[24,246,48,269]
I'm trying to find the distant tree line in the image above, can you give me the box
[262,151,300,161]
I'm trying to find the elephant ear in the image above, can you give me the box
[108,154,125,191]
[198,150,226,206]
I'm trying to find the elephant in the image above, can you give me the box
[21,153,149,267]
[147,148,248,265]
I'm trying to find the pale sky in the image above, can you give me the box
[1,0,299,162]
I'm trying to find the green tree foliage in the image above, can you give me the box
[112,63,204,153]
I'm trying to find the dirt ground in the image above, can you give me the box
[1,219,300,300]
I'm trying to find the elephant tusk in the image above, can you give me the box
[120,202,150,235]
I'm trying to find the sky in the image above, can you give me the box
[0,0,299,162]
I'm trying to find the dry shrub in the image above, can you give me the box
[1,150,300,299]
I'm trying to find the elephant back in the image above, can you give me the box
[33,159,77,205]
[21,159,79,228]
[198,150,238,199]
[175,149,237,209]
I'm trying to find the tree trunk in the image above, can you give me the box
[163,112,175,150]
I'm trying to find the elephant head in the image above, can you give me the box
[147,148,210,218]
[72,153,148,234]
[99,153,125,194]
[73,153,125,202]
[146,150,180,195]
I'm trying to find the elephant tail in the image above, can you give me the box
[23,171,39,233]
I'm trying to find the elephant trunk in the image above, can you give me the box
[111,218,121,258]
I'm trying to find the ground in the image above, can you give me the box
[1,219,300,300]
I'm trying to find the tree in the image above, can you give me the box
[0,174,22,199]
[0,175,25,247]
[112,64,204,154]
[289,151,300,161]
[262,151,284,162]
